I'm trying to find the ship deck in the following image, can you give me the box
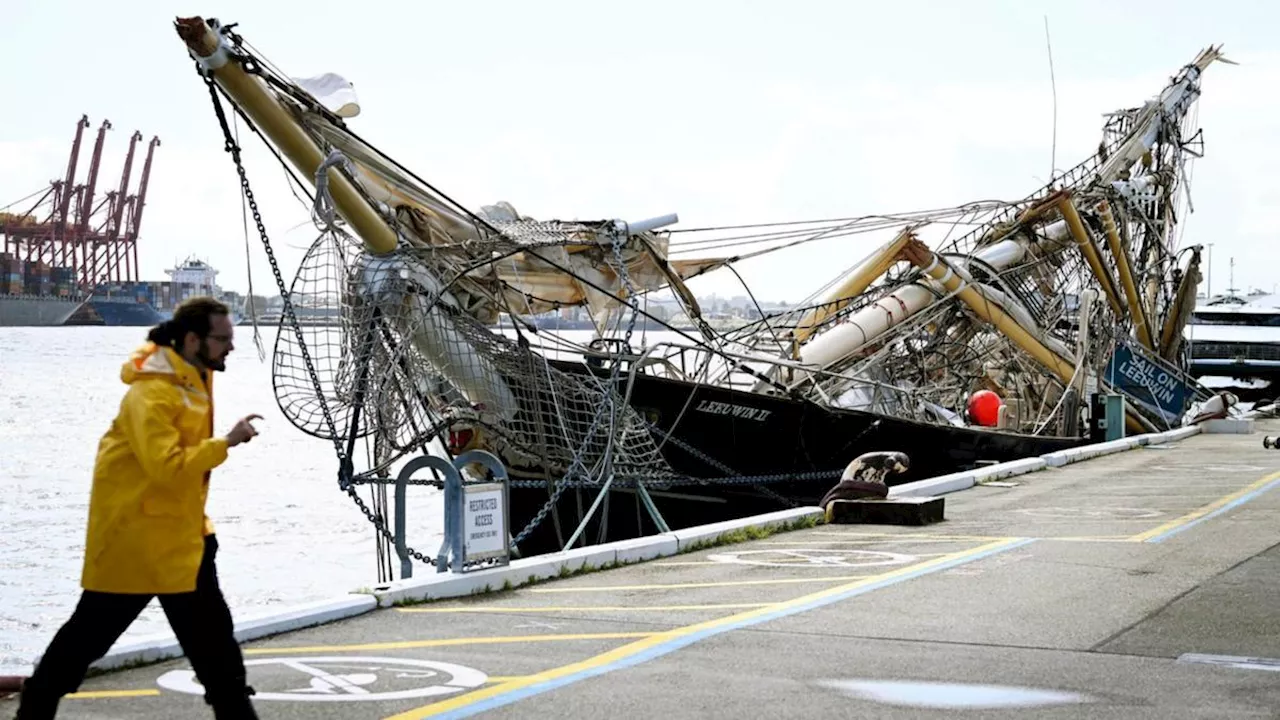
[27,417,1280,719]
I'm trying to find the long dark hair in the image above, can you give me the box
[147,296,230,349]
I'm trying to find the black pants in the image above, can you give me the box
[18,535,256,719]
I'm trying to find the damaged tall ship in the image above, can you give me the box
[175,16,1229,563]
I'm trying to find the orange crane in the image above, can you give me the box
[0,115,159,290]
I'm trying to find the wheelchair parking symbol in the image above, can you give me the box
[156,656,487,702]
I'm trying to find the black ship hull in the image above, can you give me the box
[503,360,1086,556]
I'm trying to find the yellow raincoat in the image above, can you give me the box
[81,343,229,594]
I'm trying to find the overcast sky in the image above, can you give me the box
[2,0,1276,302]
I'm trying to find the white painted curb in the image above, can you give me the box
[1158,425,1203,442]
[889,457,1047,498]
[373,507,823,608]
[1201,417,1256,434]
[1041,436,1146,468]
[889,424,1207,498]
[69,593,377,674]
[671,508,818,552]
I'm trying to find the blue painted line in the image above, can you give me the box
[1147,477,1280,543]
[428,537,1037,719]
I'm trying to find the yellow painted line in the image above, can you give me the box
[766,535,1131,545]
[396,603,770,614]
[755,539,979,545]
[245,632,657,655]
[67,689,160,699]
[485,676,533,683]
[658,553,947,566]
[384,537,1029,719]
[1128,470,1280,542]
[527,576,871,593]
[1045,535,1134,543]
[809,531,1006,541]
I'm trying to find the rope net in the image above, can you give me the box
[272,227,684,489]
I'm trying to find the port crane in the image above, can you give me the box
[0,114,159,288]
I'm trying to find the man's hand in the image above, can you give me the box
[226,414,263,447]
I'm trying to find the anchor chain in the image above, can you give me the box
[200,59,437,566]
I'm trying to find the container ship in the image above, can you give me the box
[64,256,242,326]
[0,254,87,326]
[0,252,242,327]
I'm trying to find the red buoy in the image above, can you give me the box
[967,390,1003,427]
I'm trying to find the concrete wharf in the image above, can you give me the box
[19,416,1280,719]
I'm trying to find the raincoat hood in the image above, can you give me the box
[120,342,209,391]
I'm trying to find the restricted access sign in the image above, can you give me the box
[463,481,508,562]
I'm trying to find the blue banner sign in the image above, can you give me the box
[1104,344,1191,422]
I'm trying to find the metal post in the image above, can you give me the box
[444,463,463,573]
[1104,395,1127,441]
[634,481,670,533]
[393,454,460,579]
[564,474,617,550]
[1206,243,1213,299]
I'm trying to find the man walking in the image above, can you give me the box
[16,297,262,719]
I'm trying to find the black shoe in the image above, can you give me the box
[208,686,258,720]
[12,696,59,720]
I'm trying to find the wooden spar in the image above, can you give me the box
[1160,247,1203,360]
[1056,195,1124,319]
[174,17,398,255]
[1096,199,1155,349]
[900,238,1078,383]
[791,228,914,346]
[900,237,1152,434]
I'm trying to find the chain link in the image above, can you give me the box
[642,423,830,504]
[202,66,437,566]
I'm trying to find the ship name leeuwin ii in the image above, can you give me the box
[173,16,1235,562]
